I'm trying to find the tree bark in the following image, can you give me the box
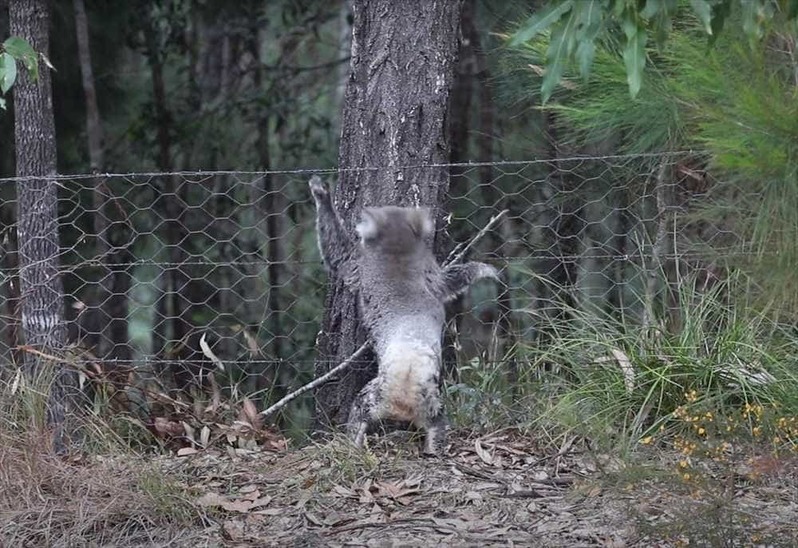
[11,0,75,453]
[314,0,464,428]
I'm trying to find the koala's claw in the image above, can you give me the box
[308,175,329,202]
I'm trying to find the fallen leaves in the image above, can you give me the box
[196,485,272,514]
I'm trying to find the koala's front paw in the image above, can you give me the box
[308,175,329,205]
[478,262,502,283]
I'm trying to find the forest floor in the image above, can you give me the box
[3,428,798,547]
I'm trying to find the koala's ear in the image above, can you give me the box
[409,207,435,238]
[356,208,380,243]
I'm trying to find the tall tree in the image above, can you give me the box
[73,0,131,363]
[141,5,192,388]
[314,0,465,427]
[10,0,75,452]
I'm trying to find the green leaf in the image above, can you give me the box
[2,36,38,82]
[510,0,574,46]
[576,39,596,81]
[3,36,36,65]
[640,0,662,20]
[0,53,16,94]
[788,0,798,19]
[689,0,713,34]
[541,12,578,104]
[575,0,603,79]
[622,22,647,98]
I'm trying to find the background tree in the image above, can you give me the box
[313,0,466,427]
[10,0,75,453]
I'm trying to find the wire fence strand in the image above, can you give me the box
[0,153,755,424]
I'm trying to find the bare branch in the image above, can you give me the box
[444,209,508,266]
[260,342,369,418]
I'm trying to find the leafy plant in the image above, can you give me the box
[509,270,798,450]
[509,0,798,102]
[0,36,41,110]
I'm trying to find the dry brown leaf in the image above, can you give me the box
[238,397,263,430]
[221,499,254,513]
[372,479,422,500]
[196,492,228,507]
[222,519,245,541]
[241,489,262,501]
[242,329,260,358]
[153,417,184,438]
[251,508,283,516]
[199,425,211,448]
[331,485,355,498]
[250,496,272,509]
[304,511,324,526]
[474,439,494,466]
[239,484,258,494]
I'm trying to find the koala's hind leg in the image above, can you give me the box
[346,378,381,448]
[422,407,449,456]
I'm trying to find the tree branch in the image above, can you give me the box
[260,342,369,418]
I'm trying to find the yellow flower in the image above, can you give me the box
[640,436,653,445]
[697,427,706,436]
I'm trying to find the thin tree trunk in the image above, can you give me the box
[249,20,285,398]
[74,0,121,361]
[0,207,21,367]
[644,159,671,331]
[314,0,464,428]
[468,3,518,386]
[442,0,477,381]
[11,0,75,453]
[144,18,190,387]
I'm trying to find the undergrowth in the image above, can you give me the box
[447,272,798,455]
[0,368,203,546]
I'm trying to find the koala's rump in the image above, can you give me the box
[376,342,441,425]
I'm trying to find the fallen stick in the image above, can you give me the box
[259,209,508,419]
[260,342,369,418]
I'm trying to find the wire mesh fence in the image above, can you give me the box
[0,152,746,434]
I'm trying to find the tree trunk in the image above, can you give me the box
[442,0,477,381]
[314,0,464,428]
[0,206,21,367]
[144,16,190,387]
[11,0,75,453]
[74,0,125,362]
[249,19,286,399]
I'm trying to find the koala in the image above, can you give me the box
[309,175,499,455]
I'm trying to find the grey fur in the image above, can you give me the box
[309,176,499,455]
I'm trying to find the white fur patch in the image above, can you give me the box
[377,343,440,425]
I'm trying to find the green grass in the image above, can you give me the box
[446,270,798,454]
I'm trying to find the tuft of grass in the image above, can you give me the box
[446,270,798,456]
[300,433,382,489]
[0,431,201,546]
[0,365,206,546]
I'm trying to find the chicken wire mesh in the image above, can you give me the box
[0,152,744,426]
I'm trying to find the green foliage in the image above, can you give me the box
[504,11,798,314]
[511,273,798,450]
[0,36,39,110]
[509,0,798,102]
